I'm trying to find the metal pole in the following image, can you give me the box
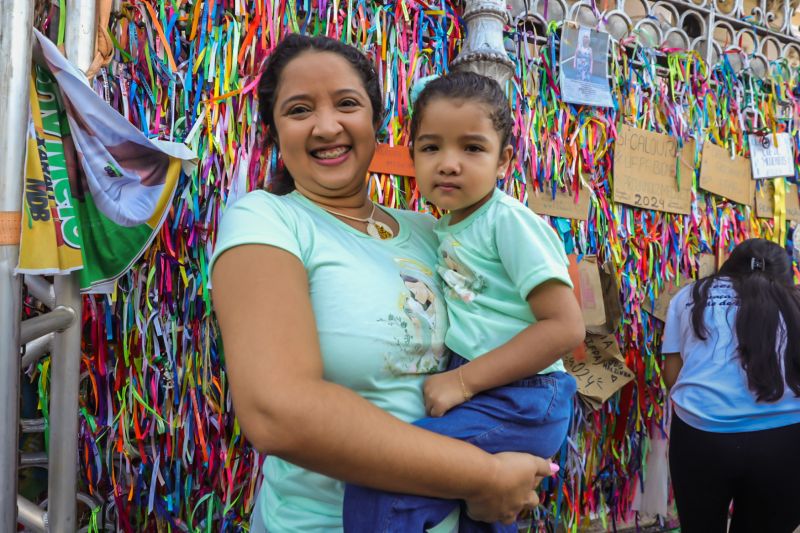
[25,275,57,309]
[0,0,35,531]
[47,2,96,530]
[20,306,76,345]
[47,276,83,532]
[17,495,47,533]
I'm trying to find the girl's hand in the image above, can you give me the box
[423,370,467,417]
[464,453,553,523]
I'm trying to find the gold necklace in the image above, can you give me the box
[319,203,395,240]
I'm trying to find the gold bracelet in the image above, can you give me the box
[458,366,473,401]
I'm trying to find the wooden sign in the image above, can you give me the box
[527,182,591,221]
[749,132,794,179]
[564,333,635,409]
[699,142,752,205]
[368,144,415,177]
[613,124,694,215]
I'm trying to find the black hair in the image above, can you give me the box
[257,34,383,195]
[409,70,513,151]
[690,238,800,402]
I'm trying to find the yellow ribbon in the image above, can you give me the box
[773,178,787,244]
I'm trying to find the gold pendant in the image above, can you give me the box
[367,219,394,240]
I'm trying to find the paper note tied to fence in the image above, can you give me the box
[564,333,635,408]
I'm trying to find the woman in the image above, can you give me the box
[662,238,800,533]
[210,34,556,533]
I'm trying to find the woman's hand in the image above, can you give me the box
[423,370,467,417]
[463,453,553,524]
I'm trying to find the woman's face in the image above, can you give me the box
[272,51,377,200]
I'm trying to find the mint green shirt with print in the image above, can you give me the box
[209,190,449,533]
[434,188,572,374]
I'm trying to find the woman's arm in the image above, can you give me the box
[212,244,551,523]
[424,281,584,416]
[663,353,683,389]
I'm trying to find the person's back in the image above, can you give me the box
[665,276,800,432]
[662,238,800,533]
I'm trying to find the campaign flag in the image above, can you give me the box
[18,30,196,292]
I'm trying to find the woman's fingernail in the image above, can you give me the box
[549,463,560,475]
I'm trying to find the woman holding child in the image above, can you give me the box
[210,34,582,532]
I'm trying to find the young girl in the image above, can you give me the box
[663,238,800,532]
[343,72,584,532]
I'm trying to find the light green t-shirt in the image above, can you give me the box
[433,188,572,374]
[210,190,449,533]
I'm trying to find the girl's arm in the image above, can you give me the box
[424,280,583,416]
[662,353,683,389]
[212,244,552,523]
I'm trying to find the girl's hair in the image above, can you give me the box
[690,238,800,402]
[257,34,383,195]
[410,70,513,151]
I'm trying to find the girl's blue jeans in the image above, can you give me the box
[343,354,576,533]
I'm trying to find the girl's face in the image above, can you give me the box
[413,97,512,224]
[272,51,377,201]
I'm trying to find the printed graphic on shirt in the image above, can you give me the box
[380,258,448,376]
[437,238,485,303]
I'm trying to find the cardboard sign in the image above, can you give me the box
[613,124,694,215]
[578,256,606,329]
[699,143,752,205]
[754,179,775,218]
[786,182,800,222]
[749,132,794,179]
[586,260,623,335]
[564,333,635,409]
[645,280,689,322]
[368,144,415,177]
[567,255,587,361]
[698,253,716,278]
[751,179,797,220]
[527,182,591,221]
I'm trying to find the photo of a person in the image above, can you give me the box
[559,26,613,108]
[574,30,593,81]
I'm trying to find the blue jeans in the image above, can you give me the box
[343,354,577,533]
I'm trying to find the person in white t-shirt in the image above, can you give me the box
[662,238,800,533]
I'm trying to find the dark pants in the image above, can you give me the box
[669,413,800,533]
[343,354,576,533]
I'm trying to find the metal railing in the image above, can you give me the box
[0,0,95,531]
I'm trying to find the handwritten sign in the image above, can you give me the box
[786,182,800,222]
[749,132,794,179]
[564,333,635,409]
[699,143,752,205]
[613,124,693,215]
[751,179,800,220]
[527,182,591,220]
[754,179,776,218]
[645,280,689,322]
[368,144,415,177]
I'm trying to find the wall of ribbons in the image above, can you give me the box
[27,0,800,531]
